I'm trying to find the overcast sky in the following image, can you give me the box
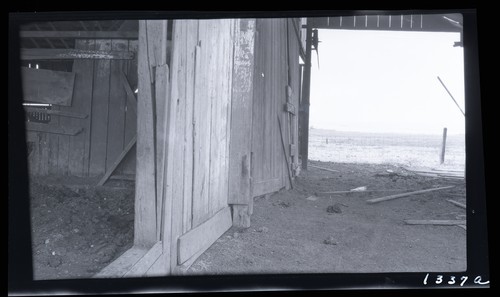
[309,28,465,135]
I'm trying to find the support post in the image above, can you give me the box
[440,127,448,164]
[299,20,313,170]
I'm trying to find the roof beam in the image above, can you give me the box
[20,48,134,60]
[20,30,138,39]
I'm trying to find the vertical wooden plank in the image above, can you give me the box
[47,109,59,175]
[68,39,94,176]
[228,18,256,208]
[219,19,234,212]
[120,39,139,175]
[39,133,49,175]
[27,132,40,175]
[192,21,212,228]
[106,39,128,173]
[208,21,222,218]
[89,39,111,176]
[182,20,198,234]
[135,20,158,247]
[155,65,169,241]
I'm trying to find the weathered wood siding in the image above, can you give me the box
[26,38,138,177]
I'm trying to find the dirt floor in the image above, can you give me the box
[28,161,466,279]
[29,176,135,280]
[188,160,466,274]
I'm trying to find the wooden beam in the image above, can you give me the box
[366,186,455,204]
[20,48,134,60]
[20,30,138,39]
[177,207,232,264]
[24,107,87,119]
[404,219,466,226]
[277,115,294,189]
[93,246,148,278]
[21,67,75,106]
[26,122,82,136]
[299,21,313,170]
[97,135,137,186]
[123,241,163,277]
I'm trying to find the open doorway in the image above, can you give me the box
[22,20,140,280]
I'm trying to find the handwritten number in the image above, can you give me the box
[423,273,429,285]
[460,276,468,286]
[436,275,443,284]
[448,276,456,285]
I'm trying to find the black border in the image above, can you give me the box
[8,8,492,296]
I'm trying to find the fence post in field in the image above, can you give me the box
[440,127,448,164]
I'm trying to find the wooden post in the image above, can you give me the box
[299,20,313,170]
[440,127,448,164]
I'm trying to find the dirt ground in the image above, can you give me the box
[29,176,135,280]
[28,161,466,279]
[188,160,466,274]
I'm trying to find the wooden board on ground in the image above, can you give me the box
[447,199,466,209]
[309,164,339,173]
[177,206,232,264]
[21,67,75,106]
[404,219,466,226]
[123,241,163,277]
[366,186,455,204]
[93,246,148,278]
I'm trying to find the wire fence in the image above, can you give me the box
[308,128,465,170]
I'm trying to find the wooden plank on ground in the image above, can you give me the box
[21,67,75,106]
[21,48,134,60]
[20,30,138,39]
[178,206,232,264]
[145,253,168,276]
[447,199,466,209]
[134,20,158,247]
[88,39,112,176]
[366,186,455,204]
[123,241,163,277]
[93,246,148,278]
[96,248,144,278]
[97,135,136,186]
[26,122,82,136]
[68,39,94,177]
[457,225,467,230]
[404,219,466,226]
[309,164,339,173]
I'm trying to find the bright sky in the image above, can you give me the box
[309,28,465,135]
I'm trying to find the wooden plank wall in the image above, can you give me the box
[250,18,293,198]
[26,38,138,178]
[287,19,301,174]
[164,19,234,272]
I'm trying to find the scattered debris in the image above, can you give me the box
[366,186,455,204]
[48,257,62,268]
[306,195,318,201]
[327,203,342,214]
[233,232,240,239]
[446,199,466,209]
[273,200,291,208]
[350,186,367,192]
[256,227,269,233]
[403,167,464,179]
[44,239,50,245]
[309,165,339,173]
[51,251,56,256]
[323,236,337,245]
[404,219,466,226]
[457,225,467,230]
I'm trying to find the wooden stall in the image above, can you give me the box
[22,23,138,180]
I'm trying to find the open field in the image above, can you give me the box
[309,129,466,171]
